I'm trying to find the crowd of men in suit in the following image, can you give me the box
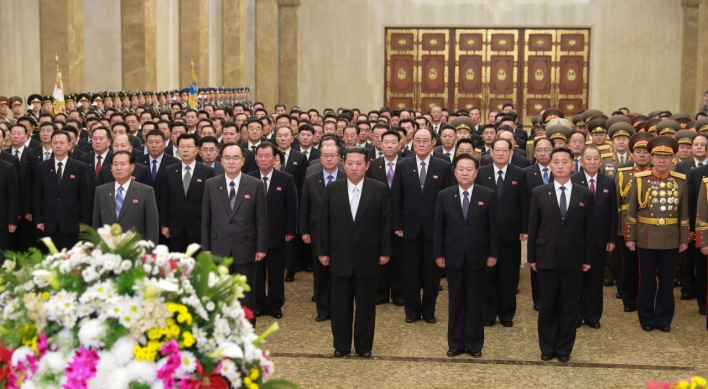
[0,95,707,363]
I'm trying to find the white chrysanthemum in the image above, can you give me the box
[32,275,49,288]
[205,301,215,312]
[120,260,132,271]
[77,319,107,348]
[154,256,167,267]
[76,304,94,318]
[174,351,197,378]
[87,351,119,389]
[81,266,99,282]
[110,335,138,367]
[219,359,239,383]
[125,360,158,384]
[38,351,68,373]
[10,346,34,368]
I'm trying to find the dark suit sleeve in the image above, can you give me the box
[139,167,152,186]
[201,183,212,252]
[299,180,311,234]
[6,166,18,226]
[527,188,540,264]
[520,174,530,234]
[79,164,92,225]
[33,165,43,225]
[689,171,699,230]
[391,165,403,232]
[488,192,500,259]
[444,163,457,187]
[583,191,595,265]
[145,186,159,244]
[92,187,101,230]
[286,176,298,235]
[317,185,331,256]
[160,174,170,227]
[607,181,618,244]
[379,184,392,257]
[433,192,446,258]
[255,181,268,253]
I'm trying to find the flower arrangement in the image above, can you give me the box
[647,377,708,389]
[0,224,297,389]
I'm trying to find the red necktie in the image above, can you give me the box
[95,155,102,179]
[589,178,595,196]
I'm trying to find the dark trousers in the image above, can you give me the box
[637,248,678,328]
[168,229,200,253]
[680,241,697,295]
[232,261,257,327]
[377,232,404,302]
[311,244,331,317]
[256,246,285,314]
[403,234,438,320]
[530,269,540,305]
[620,236,639,310]
[579,244,605,324]
[607,244,622,294]
[286,236,306,277]
[44,231,79,252]
[15,218,35,251]
[537,269,582,356]
[448,261,485,353]
[484,240,520,322]
[695,250,707,311]
[330,273,377,353]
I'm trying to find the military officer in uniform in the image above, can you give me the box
[616,132,653,312]
[26,94,42,123]
[586,118,612,153]
[600,122,634,179]
[691,171,708,323]
[546,125,571,148]
[527,109,563,164]
[625,135,689,332]
[0,97,10,123]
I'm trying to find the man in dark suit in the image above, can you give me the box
[92,151,159,244]
[366,130,405,306]
[392,127,456,324]
[301,143,345,321]
[293,124,320,162]
[222,122,258,173]
[34,130,92,251]
[317,147,391,358]
[247,142,298,318]
[475,138,530,327]
[7,123,39,251]
[524,137,554,311]
[202,143,268,319]
[435,154,499,358]
[528,147,594,363]
[95,133,152,187]
[79,127,113,187]
[0,158,19,252]
[687,138,708,315]
[570,145,617,328]
[480,131,530,168]
[160,133,215,253]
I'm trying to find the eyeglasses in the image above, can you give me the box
[222,156,242,162]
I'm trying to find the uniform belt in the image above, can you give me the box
[637,216,678,226]
[621,204,628,211]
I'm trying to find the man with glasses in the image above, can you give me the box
[199,135,224,175]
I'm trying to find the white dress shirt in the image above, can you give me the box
[553,180,573,212]
[260,169,273,191]
[248,141,262,151]
[55,155,68,180]
[149,153,164,171]
[695,157,707,167]
[11,145,25,160]
[42,146,53,160]
[347,179,364,217]
[182,160,197,180]
[459,185,474,208]
[114,179,132,197]
[415,154,432,177]
[280,147,291,167]
[225,172,242,194]
[95,150,109,167]
[300,146,312,159]
[441,146,455,161]
[494,163,508,181]
[584,172,598,186]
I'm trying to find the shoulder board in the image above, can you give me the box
[526,140,534,145]
[475,148,482,153]
[617,166,633,171]
[600,153,613,158]
[584,140,592,145]
[597,145,610,151]
[670,171,686,180]
[635,171,652,178]
[703,177,708,183]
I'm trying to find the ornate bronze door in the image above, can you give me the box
[556,30,590,119]
[386,29,417,111]
[454,29,486,114]
[486,29,519,119]
[418,29,450,112]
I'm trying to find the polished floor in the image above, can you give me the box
[257,261,708,388]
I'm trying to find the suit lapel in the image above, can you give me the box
[58,159,71,191]
[117,184,137,221]
[214,177,231,215]
[316,172,326,196]
[265,171,277,203]
[564,185,581,220]
[338,183,354,224]
[465,186,479,224]
[545,183,563,221]
[452,189,466,224]
[410,161,423,194]
[106,185,117,221]
[231,180,249,215]
[500,168,514,201]
[422,157,437,194]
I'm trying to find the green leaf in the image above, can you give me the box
[128,382,152,389]
[102,319,130,350]
[261,379,301,389]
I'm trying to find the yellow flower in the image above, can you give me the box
[177,312,193,325]
[41,292,50,300]
[249,368,260,380]
[249,384,259,389]
[244,378,252,385]
[692,377,707,387]
[178,305,188,314]
[166,318,176,326]
[148,328,162,340]
[182,332,195,347]
[167,302,180,313]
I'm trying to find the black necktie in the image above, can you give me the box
[56,162,63,186]
[229,181,236,210]
[251,145,256,152]
[559,186,567,218]
[497,170,503,198]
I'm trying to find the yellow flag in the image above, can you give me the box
[53,54,65,115]
[188,61,197,109]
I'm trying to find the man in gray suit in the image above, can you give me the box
[202,142,268,317]
[92,150,159,244]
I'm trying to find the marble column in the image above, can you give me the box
[256,0,278,110]
[121,0,157,91]
[179,0,210,89]
[39,0,84,94]
[681,0,700,114]
[222,0,248,87]
[697,0,708,112]
[278,0,299,108]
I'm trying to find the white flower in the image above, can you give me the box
[212,342,244,359]
[175,351,197,378]
[219,359,240,385]
[78,319,108,348]
[144,278,178,298]
[184,243,201,258]
[205,301,215,311]
[111,336,138,367]
[81,266,99,282]
[120,260,132,271]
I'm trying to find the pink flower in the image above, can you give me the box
[62,347,100,389]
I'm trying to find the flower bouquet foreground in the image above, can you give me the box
[0,224,298,389]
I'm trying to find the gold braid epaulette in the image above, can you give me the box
[618,170,632,199]
[637,175,650,209]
